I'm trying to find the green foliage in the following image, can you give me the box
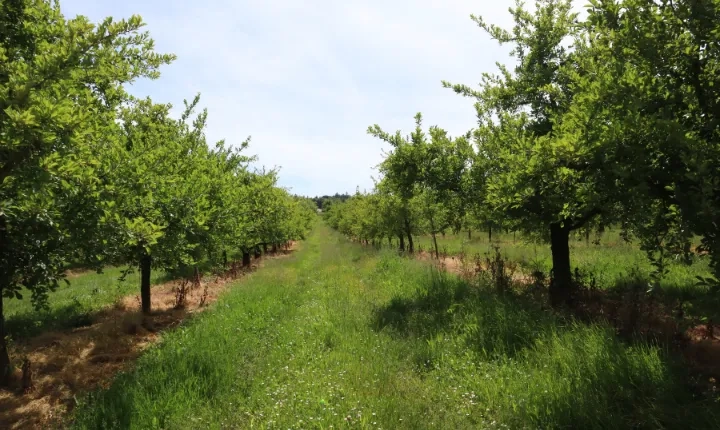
[580,0,720,285]
[0,0,175,383]
[0,0,173,306]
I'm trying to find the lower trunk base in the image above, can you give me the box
[549,222,573,308]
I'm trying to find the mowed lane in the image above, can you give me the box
[71,223,440,429]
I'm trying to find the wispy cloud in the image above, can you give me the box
[60,0,528,196]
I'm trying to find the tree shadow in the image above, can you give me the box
[372,269,557,360]
[5,245,298,342]
[371,268,720,428]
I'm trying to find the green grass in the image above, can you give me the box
[4,267,167,339]
[70,223,720,429]
[413,230,711,292]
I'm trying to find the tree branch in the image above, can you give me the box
[569,207,602,231]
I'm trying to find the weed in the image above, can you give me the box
[172,279,191,309]
[199,283,209,307]
[21,357,33,395]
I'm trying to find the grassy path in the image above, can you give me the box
[71,223,720,429]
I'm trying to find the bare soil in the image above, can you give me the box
[0,245,295,430]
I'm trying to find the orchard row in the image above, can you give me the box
[326,0,720,307]
[0,0,316,384]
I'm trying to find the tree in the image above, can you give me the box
[442,0,621,306]
[368,114,428,253]
[581,0,720,285]
[0,0,172,384]
[99,95,222,314]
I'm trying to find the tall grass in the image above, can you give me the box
[70,224,720,429]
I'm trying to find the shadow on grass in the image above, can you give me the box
[372,270,555,360]
[372,268,720,429]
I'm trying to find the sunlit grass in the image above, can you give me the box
[70,224,720,429]
[413,229,711,292]
[4,267,167,339]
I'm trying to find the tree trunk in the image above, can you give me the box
[404,218,414,253]
[429,216,439,259]
[272,243,278,253]
[468,229,472,240]
[242,251,251,267]
[222,250,228,268]
[254,246,261,259]
[585,228,590,246]
[0,291,10,387]
[398,234,405,251]
[388,236,392,248]
[549,222,572,308]
[263,243,268,254]
[140,253,152,314]
[488,225,492,243]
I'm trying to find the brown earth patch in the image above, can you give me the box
[64,269,92,279]
[0,243,296,430]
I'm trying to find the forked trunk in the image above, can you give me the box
[140,253,152,314]
[549,222,572,308]
[404,217,414,253]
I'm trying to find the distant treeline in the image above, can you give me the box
[308,194,352,210]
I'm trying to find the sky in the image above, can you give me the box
[60,0,522,197]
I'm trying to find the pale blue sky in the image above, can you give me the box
[60,0,521,197]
